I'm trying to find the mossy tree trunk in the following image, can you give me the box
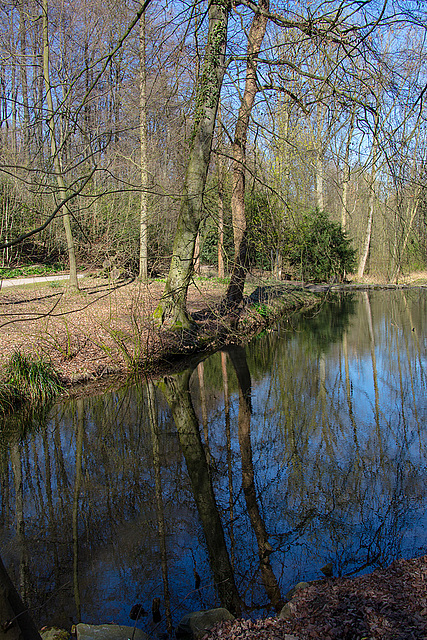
[223,0,269,308]
[154,0,229,330]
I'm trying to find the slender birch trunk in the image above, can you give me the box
[139,5,148,281]
[42,0,79,289]
[341,108,355,232]
[357,110,379,279]
[19,5,30,158]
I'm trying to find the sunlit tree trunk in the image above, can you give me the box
[19,5,30,158]
[217,103,225,278]
[42,0,79,290]
[341,108,356,232]
[224,0,269,308]
[315,104,324,212]
[154,0,229,330]
[390,124,423,282]
[139,5,148,281]
[357,111,379,279]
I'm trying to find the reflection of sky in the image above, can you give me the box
[2,291,427,629]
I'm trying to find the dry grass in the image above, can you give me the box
[0,276,229,384]
[1,271,425,387]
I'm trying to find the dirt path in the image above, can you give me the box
[0,273,85,287]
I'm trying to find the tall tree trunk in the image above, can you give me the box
[42,0,79,290]
[19,5,30,159]
[357,111,379,279]
[217,101,225,278]
[223,0,269,308]
[315,103,325,211]
[139,5,148,281]
[341,107,355,232]
[154,0,229,330]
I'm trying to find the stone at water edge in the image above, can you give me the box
[175,608,234,640]
[75,623,152,640]
[40,627,71,640]
[285,581,311,601]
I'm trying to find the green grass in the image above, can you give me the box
[195,275,230,285]
[0,263,65,279]
[0,381,24,414]
[0,351,65,414]
[254,302,270,319]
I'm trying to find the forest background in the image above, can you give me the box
[1,0,427,315]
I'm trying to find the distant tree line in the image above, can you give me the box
[0,0,426,294]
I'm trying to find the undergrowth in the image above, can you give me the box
[0,351,64,415]
[0,264,65,279]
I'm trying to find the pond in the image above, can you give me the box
[1,289,427,635]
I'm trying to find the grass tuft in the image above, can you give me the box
[3,351,64,407]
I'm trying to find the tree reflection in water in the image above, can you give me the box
[0,291,427,632]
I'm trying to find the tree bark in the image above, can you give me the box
[154,0,229,330]
[223,0,269,308]
[139,5,148,281]
[42,0,79,290]
[357,110,379,279]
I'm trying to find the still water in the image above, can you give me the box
[1,289,427,633]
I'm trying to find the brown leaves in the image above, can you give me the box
[204,556,427,640]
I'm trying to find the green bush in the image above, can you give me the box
[286,209,356,283]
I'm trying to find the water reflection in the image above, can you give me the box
[1,290,427,635]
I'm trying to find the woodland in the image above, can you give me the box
[0,0,427,327]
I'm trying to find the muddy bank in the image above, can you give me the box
[0,277,319,391]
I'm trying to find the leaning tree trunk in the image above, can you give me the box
[154,0,229,330]
[0,553,42,640]
[223,0,269,308]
